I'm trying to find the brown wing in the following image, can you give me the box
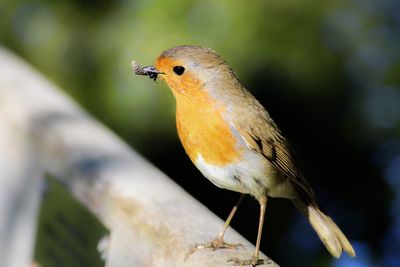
[229,88,315,200]
[237,125,299,179]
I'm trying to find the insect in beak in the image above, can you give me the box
[131,61,163,81]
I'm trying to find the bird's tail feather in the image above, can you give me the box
[294,200,356,258]
[308,205,355,257]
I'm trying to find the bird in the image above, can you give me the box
[133,45,356,266]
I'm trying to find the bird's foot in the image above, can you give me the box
[210,237,243,250]
[184,238,243,261]
[228,255,265,266]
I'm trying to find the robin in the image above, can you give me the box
[132,45,355,266]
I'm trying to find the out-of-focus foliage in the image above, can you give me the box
[0,0,339,147]
[1,0,399,267]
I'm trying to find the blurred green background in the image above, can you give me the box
[1,0,399,266]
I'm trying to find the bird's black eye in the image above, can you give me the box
[173,66,185,76]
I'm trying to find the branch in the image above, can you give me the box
[0,48,279,267]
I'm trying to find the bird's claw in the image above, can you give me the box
[211,239,244,250]
[184,239,243,261]
[228,256,265,266]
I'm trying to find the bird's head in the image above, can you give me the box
[147,45,239,99]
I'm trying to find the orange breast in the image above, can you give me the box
[175,90,242,166]
[155,55,242,166]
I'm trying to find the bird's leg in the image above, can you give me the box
[212,193,245,248]
[228,196,267,266]
[185,194,245,261]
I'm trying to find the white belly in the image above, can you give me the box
[194,150,282,198]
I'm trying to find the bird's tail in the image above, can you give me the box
[293,199,356,258]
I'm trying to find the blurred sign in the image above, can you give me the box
[33,175,109,267]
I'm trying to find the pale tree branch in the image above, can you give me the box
[0,48,279,267]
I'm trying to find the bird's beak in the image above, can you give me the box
[142,65,163,81]
[132,60,164,81]
[142,65,161,73]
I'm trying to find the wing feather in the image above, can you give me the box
[228,88,315,200]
